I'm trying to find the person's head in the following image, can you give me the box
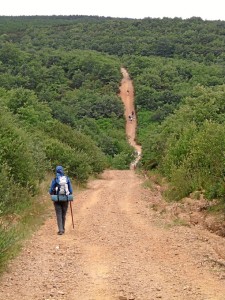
[56,165,64,175]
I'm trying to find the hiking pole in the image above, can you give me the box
[69,201,75,229]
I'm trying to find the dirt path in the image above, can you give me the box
[120,67,137,147]
[0,69,225,300]
[119,68,141,169]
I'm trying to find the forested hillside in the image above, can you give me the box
[0,15,225,264]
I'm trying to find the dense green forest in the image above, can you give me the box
[0,15,225,265]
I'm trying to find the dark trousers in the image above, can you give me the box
[54,201,69,232]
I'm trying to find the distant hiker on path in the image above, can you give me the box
[49,166,73,235]
[128,115,133,122]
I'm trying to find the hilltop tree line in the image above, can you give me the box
[1,16,225,63]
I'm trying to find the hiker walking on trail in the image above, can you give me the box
[49,166,73,235]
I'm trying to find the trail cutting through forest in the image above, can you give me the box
[0,68,225,300]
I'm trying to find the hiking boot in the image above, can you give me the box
[57,231,64,235]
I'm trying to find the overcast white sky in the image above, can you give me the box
[1,0,224,21]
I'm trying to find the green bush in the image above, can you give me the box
[43,120,107,175]
[0,109,47,191]
[110,151,134,170]
[0,164,31,215]
[165,121,225,200]
[162,123,197,178]
[45,137,92,182]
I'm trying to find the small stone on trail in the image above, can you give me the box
[57,290,65,295]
